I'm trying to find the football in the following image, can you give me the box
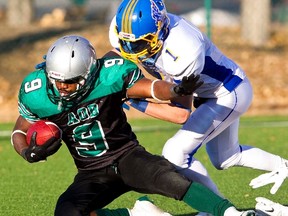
[26,120,62,146]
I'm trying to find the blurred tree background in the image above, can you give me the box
[5,0,288,45]
[0,0,287,122]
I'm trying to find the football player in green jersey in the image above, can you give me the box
[11,35,256,216]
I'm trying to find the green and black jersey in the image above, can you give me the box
[18,56,144,170]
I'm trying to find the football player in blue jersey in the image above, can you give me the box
[11,35,256,216]
[109,0,288,215]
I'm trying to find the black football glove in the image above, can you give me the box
[23,132,62,163]
[45,136,62,157]
[173,74,203,96]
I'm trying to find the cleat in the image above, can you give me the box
[130,196,172,216]
[255,197,288,216]
[241,210,256,216]
[195,213,213,216]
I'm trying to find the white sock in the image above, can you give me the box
[237,145,282,171]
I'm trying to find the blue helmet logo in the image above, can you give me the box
[151,1,162,23]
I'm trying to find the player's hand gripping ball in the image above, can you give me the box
[26,120,62,145]
[24,120,62,163]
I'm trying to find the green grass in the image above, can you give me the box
[1,116,288,215]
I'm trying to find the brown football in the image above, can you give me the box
[26,120,62,145]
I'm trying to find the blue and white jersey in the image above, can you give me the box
[109,13,246,98]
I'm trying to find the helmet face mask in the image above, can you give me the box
[118,30,163,63]
[45,35,98,108]
[116,0,169,65]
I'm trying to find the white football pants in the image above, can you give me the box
[162,77,283,194]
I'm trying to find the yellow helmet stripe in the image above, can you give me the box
[122,0,139,33]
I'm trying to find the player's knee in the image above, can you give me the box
[55,196,84,216]
[157,161,191,199]
[162,138,176,158]
[162,138,188,168]
[211,161,225,170]
[210,152,242,170]
[208,157,224,170]
[55,203,81,216]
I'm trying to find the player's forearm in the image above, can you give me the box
[127,76,196,101]
[126,98,191,124]
[11,116,31,158]
[145,102,191,124]
[11,130,29,157]
[150,79,177,101]
[127,78,176,101]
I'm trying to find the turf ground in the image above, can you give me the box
[1,116,288,215]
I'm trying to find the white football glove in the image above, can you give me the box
[249,160,288,194]
[255,197,288,216]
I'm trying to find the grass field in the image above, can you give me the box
[1,116,288,216]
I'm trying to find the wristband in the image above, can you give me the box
[11,129,27,136]
[122,103,130,110]
[150,79,163,101]
[11,129,26,146]
[129,99,149,113]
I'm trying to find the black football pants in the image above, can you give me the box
[54,145,191,216]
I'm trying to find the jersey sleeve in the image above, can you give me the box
[159,15,206,82]
[163,36,205,82]
[125,66,144,89]
[18,71,44,122]
[18,70,61,120]
[18,101,40,122]
[94,57,144,99]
